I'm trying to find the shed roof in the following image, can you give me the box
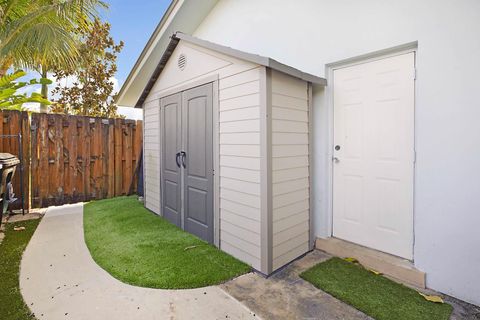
[133,32,327,108]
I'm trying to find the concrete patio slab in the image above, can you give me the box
[222,251,372,320]
[223,250,480,320]
[20,203,257,320]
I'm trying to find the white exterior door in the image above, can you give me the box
[333,52,415,259]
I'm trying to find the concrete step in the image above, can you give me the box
[315,237,426,288]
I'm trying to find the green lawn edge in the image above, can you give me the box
[0,219,40,320]
[83,196,251,289]
[300,257,452,320]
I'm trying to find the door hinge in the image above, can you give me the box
[414,150,417,163]
[413,68,417,80]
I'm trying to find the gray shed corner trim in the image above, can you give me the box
[134,32,326,108]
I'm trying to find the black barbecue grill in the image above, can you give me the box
[0,153,20,226]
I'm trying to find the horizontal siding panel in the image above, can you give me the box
[221,220,260,246]
[220,199,261,221]
[273,200,309,222]
[145,107,159,116]
[221,209,261,234]
[273,189,309,209]
[144,147,160,153]
[144,172,159,180]
[220,145,260,157]
[272,133,308,145]
[272,94,308,111]
[272,70,308,100]
[272,167,309,183]
[273,221,309,246]
[273,233,309,258]
[216,61,260,79]
[273,145,308,157]
[219,94,260,111]
[220,106,260,122]
[220,119,260,133]
[144,163,159,171]
[273,178,309,196]
[144,138,159,145]
[220,156,260,171]
[219,67,261,90]
[220,80,260,101]
[273,210,309,233]
[144,112,159,120]
[145,168,159,177]
[145,202,160,215]
[272,242,309,271]
[220,167,260,183]
[144,127,159,134]
[221,241,259,270]
[272,120,308,133]
[221,230,261,259]
[221,188,261,209]
[220,132,260,145]
[145,190,160,203]
[220,177,261,196]
[145,183,160,193]
[272,107,308,122]
[272,156,309,170]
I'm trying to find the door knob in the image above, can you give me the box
[333,157,340,163]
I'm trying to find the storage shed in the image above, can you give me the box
[141,32,326,275]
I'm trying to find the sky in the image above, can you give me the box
[20,0,171,119]
[102,0,171,88]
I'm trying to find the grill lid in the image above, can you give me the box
[0,153,20,166]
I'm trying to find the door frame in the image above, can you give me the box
[156,74,220,247]
[323,42,418,258]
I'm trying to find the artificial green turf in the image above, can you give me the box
[300,257,452,320]
[83,196,251,289]
[0,219,40,320]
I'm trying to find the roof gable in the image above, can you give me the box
[134,32,326,108]
[116,0,219,107]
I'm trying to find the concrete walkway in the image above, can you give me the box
[20,203,257,320]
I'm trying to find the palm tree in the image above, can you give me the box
[0,0,106,111]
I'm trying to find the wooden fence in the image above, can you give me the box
[0,110,143,210]
[0,111,30,211]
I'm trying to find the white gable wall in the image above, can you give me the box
[193,0,480,305]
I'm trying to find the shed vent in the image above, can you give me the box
[178,54,187,70]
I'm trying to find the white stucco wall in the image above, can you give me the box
[193,0,480,305]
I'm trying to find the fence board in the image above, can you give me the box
[0,111,143,209]
[27,113,143,208]
[0,111,29,210]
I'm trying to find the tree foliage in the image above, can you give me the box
[0,70,51,110]
[51,19,124,117]
[0,0,106,76]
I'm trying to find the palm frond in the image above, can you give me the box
[0,0,107,71]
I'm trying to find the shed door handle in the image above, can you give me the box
[175,152,181,168]
[180,151,186,168]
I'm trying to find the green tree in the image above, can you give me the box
[0,70,52,110]
[0,0,106,111]
[51,18,124,117]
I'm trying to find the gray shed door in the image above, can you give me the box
[160,83,214,243]
[182,84,214,243]
[161,93,182,227]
